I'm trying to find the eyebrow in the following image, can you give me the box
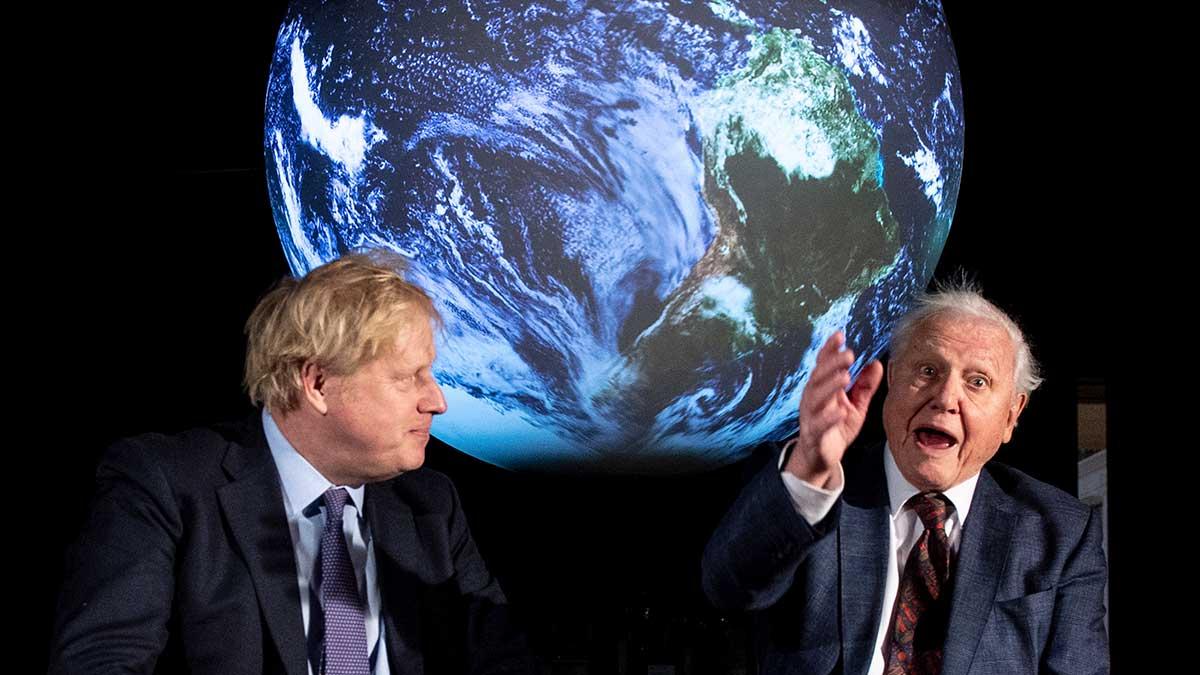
[907,347,1001,376]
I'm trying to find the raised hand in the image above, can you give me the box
[784,331,883,488]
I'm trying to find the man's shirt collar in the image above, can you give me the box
[883,441,978,523]
[263,408,366,518]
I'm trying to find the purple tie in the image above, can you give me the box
[319,488,370,675]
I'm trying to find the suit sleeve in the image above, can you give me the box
[444,479,536,675]
[701,454,839,611]
[49,439,181,674]
[1040,505,1109,675]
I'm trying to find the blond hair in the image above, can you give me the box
[244,250,440,412]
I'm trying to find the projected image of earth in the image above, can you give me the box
[265,0,963,473]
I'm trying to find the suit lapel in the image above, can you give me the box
[941,467,1015,674]
[217,431,309,675]
[366,481,427,675]
[840,446,891,675]
[366,481,421,569]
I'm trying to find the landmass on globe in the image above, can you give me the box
[264,0,963,473]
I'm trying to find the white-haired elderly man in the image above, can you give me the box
[703,285,1108,675]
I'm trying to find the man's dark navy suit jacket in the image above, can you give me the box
[702,443,1108,674]
[51,416,533,675]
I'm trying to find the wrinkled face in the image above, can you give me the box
[320,318,447,484]
[882,312,1027,491]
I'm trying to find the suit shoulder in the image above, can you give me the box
[985,462,1094,527]
[101,418,259,484]
[982,463,1105,601]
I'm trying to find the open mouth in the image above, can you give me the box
[914,427,958,450]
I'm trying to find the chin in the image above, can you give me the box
[394,450,427,473]
[363,458,425,483]
[909,463,955,492]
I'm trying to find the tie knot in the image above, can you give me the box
[322,487,351,522]
[908,491,952,531]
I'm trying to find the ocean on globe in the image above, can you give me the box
[264,0,963,473]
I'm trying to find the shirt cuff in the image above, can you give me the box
[778,441,844,525]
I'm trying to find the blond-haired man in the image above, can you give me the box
[52,252,532,675]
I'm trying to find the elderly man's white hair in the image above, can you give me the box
[889,280,1044,397]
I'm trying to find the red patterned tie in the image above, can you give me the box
[884,491,954,675]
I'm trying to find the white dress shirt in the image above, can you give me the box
[264,409,390,675]
[779,442,978,675]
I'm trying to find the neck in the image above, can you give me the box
[270,408,359,487]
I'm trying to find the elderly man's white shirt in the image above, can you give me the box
[778,443,978,675]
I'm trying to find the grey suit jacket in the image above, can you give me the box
[701,443,1108,674]
[50,416,533,675]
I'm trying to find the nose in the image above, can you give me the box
[420,377,448,415]
[929,376,961,414]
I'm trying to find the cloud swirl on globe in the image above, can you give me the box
[264,0,963,473]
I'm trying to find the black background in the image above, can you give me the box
[34,2,1144,671]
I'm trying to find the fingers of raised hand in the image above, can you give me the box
[803,333,856,413]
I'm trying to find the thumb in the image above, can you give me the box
[847,360,883,414]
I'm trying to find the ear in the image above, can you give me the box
[1001,392,1029,443]
[299,361,331,415]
